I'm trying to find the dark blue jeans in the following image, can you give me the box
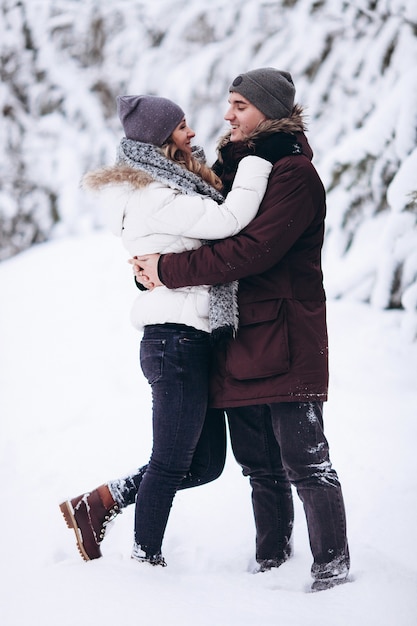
[131,324,226,557]
[227,402,349,576]
[110,409,226,510]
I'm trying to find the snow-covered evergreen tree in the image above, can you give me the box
[1,0,416,335]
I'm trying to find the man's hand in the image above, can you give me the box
[129,254,163,289]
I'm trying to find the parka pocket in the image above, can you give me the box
[225,299,290,380]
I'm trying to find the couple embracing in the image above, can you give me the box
[60,67,349,593]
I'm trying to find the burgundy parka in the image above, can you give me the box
[159,121,329,408]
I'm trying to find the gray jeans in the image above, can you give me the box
[227,401,349,578]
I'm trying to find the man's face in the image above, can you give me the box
[224,93,267,142]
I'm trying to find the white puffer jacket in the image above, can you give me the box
[84,155,272,332]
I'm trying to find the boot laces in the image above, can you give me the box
[99,503,120,541]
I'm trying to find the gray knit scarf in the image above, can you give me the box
[118,138,239,342]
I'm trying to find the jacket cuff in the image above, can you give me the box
[157,255,166,284]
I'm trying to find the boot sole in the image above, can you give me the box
[59,500,94,562]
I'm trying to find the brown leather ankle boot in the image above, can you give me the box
[59,484,121,561]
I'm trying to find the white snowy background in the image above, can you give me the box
[1,0,417,624]
[1,0,417,333]
[0,232,416,625]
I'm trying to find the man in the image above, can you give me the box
[136,68,350,592]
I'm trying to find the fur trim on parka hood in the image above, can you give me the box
[82,164,154,192]
[216,104,307,151]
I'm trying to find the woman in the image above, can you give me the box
[59,94,276,566]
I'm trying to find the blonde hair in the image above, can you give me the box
[162,141,223,192]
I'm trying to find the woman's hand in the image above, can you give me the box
[129,254,163,289]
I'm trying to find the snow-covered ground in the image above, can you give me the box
[1,231,416,625]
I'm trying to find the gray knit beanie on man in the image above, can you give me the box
[117,95,185,146]
[229,68,295,119]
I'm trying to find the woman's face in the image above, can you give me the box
[224,93,267,142]
[171,118,196,154]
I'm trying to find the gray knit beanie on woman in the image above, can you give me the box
[229,68,295,120]
[117,95,185,146]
